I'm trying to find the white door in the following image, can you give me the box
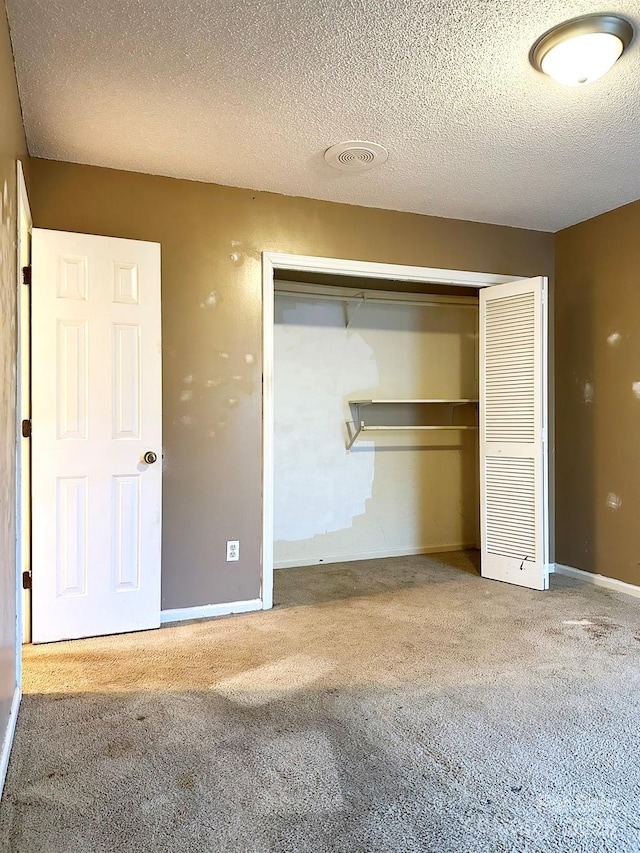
[479,276,549,590]
[31,229,162,643]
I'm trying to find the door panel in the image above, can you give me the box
[112,475,142,590]
[31,229,162,643]
[480,276,549,590]
[55,476,87,597]
[113,323,141,439]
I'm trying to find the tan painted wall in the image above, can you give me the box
[0,0,28,762]
[555,199,640,585]
[29,157,554,609]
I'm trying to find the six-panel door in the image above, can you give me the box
[31,229,162,643]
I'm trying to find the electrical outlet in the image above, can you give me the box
[226,540,239,562]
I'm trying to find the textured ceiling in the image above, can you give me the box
[6,0,640,231]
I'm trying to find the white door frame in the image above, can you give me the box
[16,160,31,662]
[3,161,31,801]
[261,252,526,609]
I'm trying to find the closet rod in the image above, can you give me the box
[274,287,478,310]
[360,425,478,431]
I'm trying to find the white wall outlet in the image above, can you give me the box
[226,540,240,562]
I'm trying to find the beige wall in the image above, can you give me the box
[555,199,640,585]
[0,0,28,768]
[29,157,554,609]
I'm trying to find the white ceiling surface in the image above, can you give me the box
[6,0,640,232]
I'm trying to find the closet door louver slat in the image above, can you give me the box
[479,277,549,590]
[485,457,536,558]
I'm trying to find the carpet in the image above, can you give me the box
[1,551,639,852]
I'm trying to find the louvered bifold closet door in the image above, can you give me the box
[479,276,549,590]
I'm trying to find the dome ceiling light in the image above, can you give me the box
[530,14,634,86]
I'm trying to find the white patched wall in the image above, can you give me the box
[274,288,479,568]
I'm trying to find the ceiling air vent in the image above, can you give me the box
[324,140,388,172]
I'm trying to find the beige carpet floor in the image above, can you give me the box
[2,551,640,852]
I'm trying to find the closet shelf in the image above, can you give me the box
[346,398,479,450]
[346,424,478,450]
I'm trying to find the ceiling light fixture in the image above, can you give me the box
[530,14,634,86]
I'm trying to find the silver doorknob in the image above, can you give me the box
[144,451,158,464]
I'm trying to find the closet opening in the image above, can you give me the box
[273,274,480,606]
[262,254,550,610]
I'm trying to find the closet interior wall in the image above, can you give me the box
[274,280,480,569]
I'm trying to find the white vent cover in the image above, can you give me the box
[324,140,389,172]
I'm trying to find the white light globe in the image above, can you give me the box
[541,32,624,86]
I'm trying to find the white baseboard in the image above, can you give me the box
[554,563,640,599]
[274,543,477,570]
[160,598,263,625]
[0,687,21,800]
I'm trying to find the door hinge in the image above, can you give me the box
[22,570,32,590]
[22,419,32,438]
[22,265,32,286]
